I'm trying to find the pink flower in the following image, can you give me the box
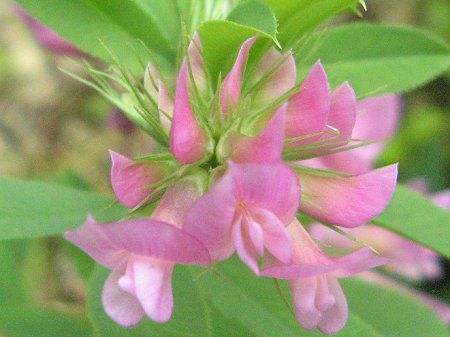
[184,161,300,274]
[64,179,210,326]
[262,219,387,334]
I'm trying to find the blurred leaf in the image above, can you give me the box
[296,23,450,97]
[16,0,178,73]
[0,177,126,240]
[227,1,278,44]
[342,277,449,337]
[261,0,363,49]
[373,185,450,258]
[88,258,381,336]
[0,240,93,337]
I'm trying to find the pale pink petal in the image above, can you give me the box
[64,216,123,269]
[144,63,160,101]
[247,217,265,257]
[317,276,348,334]
[249,48,297,109]
[228,161,300,224]
[351,94,401,164]
[221,37,256,115]
[184,172,237,261]
[285,61,329,145]
[407,178,429,194]
[66,217,210,266]
[187,33,208,97]
[290,277,322,330]
[299,164,398,227]
[109,150,166,208]
[252,208,292,264]
[158,80,173,134]
[224,104,286,163]
[170,61,208,164]
[131,256,174,323]
[315,276,336,312]
[431,190,450,210]
[325,82,356,142]
[151,173,206,228]
[232,217,260,275]
[102,264,144,327]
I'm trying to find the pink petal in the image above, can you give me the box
[228,161,301,224]
[221,37,256,115]
[109,150,166,209]
[158,80,173,134]
[252,208,292,264]
[285,61,329,145]
[232,216,260,275]
[151,173,206,228]
[187,33,208,98]
[299,164,398,227]
[65,217,210,266]
[184,172,237,262]
[102,264,144,327]
[431,189,450,210]
[290,277,322,330]
[64,215,123,269]
[262,224,387,279]
[170,61,208,164]
[130,256,174,323]
[325,82,356,142]
[224,104,286,163]
[352,94,401,163]
[249,48,297,109]
[317,276,348,334]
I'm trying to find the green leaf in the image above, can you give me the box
[0,240,93,337]
[16,0,178,73]
[88,265,213,337]
[198,18,277,83]
[261,0,362,49]
[0,177,126,240]
[342,277,449,337]
[373,184,450,258]
[88,258,381,337]
[227,1,278,45]
[296,23,450,97]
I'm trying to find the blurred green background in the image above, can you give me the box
[0,0,448,336]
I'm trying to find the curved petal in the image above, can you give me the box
[64,215,123,269]
[221,37,256,115]
[352,94,401,163]
[66,217,210,266]
[184,172,237,261]
[170,61,208,164]
[225,104,286,163]
[102,264,144,327]
[252,208,292,264]
[285,61,329,145]
[317,276,348,334]
[249,48,297,109]
[158,80,173,135]
[109,150,166,208]
[228,161,301,224]
[131,256,174,323]
[290,277,322,330]
[325,82,356,142]
[187,33,208,98]
[232,216,260,275]
[299,164,398,227]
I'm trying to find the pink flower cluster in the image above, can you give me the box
[65,35,400,334]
